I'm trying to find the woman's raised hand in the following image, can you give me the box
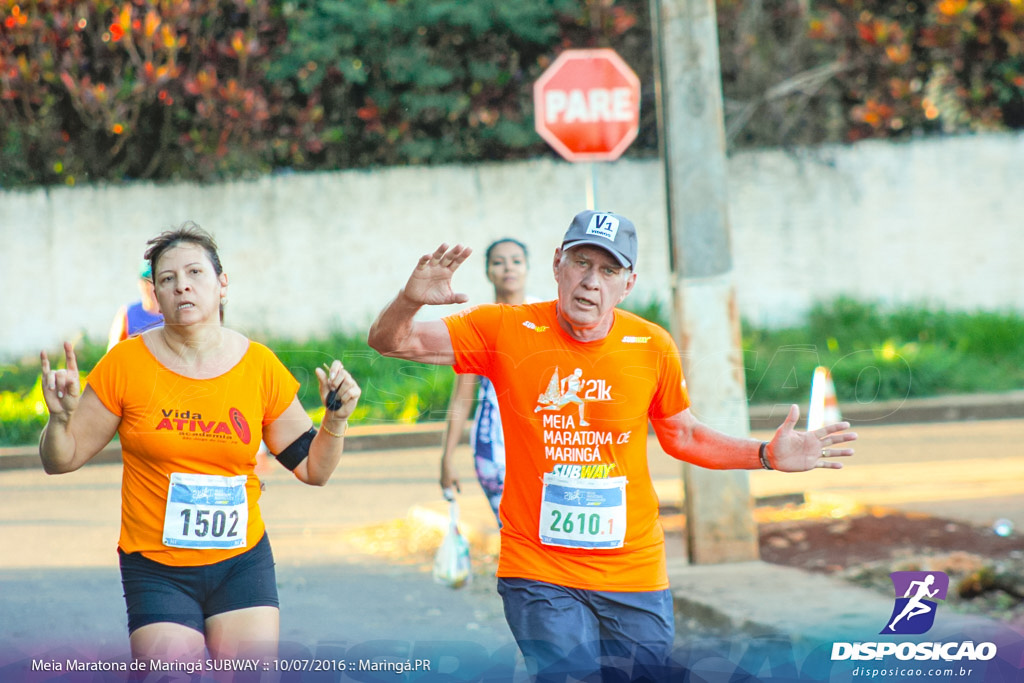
[40,341,81,418]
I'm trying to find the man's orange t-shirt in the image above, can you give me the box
[444,301,689,591]
[87,336,298,566]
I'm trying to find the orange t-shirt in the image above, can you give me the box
[444,301,689,591]
[87,336,298,566]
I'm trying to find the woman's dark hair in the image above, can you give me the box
[144,221,223,278]
[484,238,529,270]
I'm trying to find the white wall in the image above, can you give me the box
[2,133,1022,360]
[728,134,1024,327]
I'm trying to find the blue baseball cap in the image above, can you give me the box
[561,210,638,269]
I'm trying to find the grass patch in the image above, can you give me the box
[746,298,1024,405]
[263,330,457,425]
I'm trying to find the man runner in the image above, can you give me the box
[368,210,857,681]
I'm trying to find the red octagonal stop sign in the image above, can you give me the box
[533,48,641,163]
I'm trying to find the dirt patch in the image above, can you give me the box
[665,502,1024,628]
[758,508,1024,573]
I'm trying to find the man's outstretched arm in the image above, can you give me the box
[651,403,856,472]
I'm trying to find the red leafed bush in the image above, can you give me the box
[0,0,282,185]
[717,0,1024,147]
[2,0,1023,187]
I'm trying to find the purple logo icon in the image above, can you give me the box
[881,571,949,635]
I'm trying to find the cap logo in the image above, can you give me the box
[585,214,619,242]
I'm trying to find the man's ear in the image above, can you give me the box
[552,247,563,280]
[618,271,637,304]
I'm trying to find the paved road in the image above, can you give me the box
[0,442,522,673]
[1,418,1022,677]
[747,418,1024,531]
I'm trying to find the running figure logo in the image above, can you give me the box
[535,368,590,426]
[881,571,949,635]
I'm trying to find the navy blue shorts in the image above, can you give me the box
[119,532,279,634]
[497,577,675,682]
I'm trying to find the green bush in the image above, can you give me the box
[0,0,648,186]
[0,380,48,446]
[265,330,457,424]
[746,297,1024,405]
[0,337,105,446]
[4,0,1024,187]
[621,295,671,330]
[265,0,586,168]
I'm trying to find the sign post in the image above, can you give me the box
[533,48,641,207]
[651,0,760,564]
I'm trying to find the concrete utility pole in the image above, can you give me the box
[649,0,760,563]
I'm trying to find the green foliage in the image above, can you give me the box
[621,295,671,329]
[0,357,42,394]
[4,0,1023,185]
[618,294,1024,406]
[263,330,456,424]
[265,0,585,168]
[0,0,654,185]
[0,379,47,445]
[0,336,106,394]
[0,336,106,445]
[745,297,1024,405]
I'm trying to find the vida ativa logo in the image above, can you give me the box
[882,570,948,635]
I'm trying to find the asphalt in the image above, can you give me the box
[2,392,1024,681]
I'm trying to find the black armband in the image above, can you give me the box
[274,427,316,471]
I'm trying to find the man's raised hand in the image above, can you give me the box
[399,244,472,307]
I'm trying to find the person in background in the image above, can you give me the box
[40,222,360,665]
[439,238,535,522]
[107,259,164,350]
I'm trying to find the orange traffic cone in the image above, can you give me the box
[807,366,841,431]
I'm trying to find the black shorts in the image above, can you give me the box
[118,532,279,634]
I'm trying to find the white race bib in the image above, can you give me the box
[163,473,248,549]
[539,473,627,549]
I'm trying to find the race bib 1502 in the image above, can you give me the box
[163,472,248,549]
